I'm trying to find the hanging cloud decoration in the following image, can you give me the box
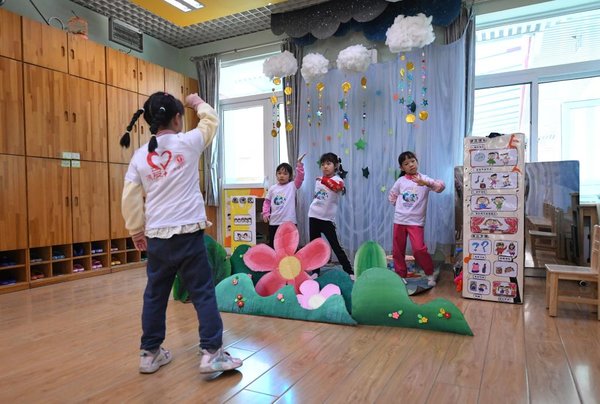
[385,13,435,53]
[336,44,371,74]
[300,53,329,84]
[262,50,298,79]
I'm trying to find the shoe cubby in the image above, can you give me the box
[91,254,109,272]
[0,249,28,294]
[72,257,89,273]
[140,251,148,261]
[52,260,71,277]
[72,243,89,258]
[51,244,72,262]
[91,240,108,256]
[109,237,144,272]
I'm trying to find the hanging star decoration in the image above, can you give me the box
[354,138,367,150]
[362,167,370,178]
[380,185,387,193]
[338,164,348,179]
[338,99,345,109]
[337,132,343,139]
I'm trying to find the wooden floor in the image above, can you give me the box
[0,267,598,404]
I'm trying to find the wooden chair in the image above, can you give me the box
[529,207,563,265]
[545,224,599,320]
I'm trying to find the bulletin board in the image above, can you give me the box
[462,134,525,304]
[222,188,264,251]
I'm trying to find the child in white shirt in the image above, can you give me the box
[262,154,305,246]
[308,152,353,276]
[388,151,445,286]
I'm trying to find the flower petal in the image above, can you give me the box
[298,279,320,297]
[243,244,278,272]
[319,284,341,299]
[255,271,286,297]
[274,222,299,257]
[294,238,331,271]
[292,271,311,294]
[297,294,310,309]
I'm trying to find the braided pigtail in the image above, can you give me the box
[120,108,144,148]
[148,106,166,153]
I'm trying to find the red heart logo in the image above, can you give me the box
[147,151,172,170]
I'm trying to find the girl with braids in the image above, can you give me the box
[308,152,353,277]
[120,92,242,375]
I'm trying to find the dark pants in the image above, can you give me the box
[141,230,223,351]
[309,217,353,275]
[268,224,280,248]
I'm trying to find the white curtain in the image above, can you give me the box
[295,36,467,260]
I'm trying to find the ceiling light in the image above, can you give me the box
[163,0,204,12]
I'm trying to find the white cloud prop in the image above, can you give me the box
[385,13,435,53]
[300,53,329,84]
[262,50,298,79]
[336,44,371,74]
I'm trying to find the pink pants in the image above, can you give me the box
[393,224,434,277]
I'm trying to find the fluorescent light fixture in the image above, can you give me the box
[163,0,204,12]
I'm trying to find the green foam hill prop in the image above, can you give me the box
[229,244,266,286]
[352,267,473,335]
[216,274,356,326]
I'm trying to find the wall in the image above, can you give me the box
[2,0,192,75]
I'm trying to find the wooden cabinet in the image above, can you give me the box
[22,17,68,73]
[72,162,109,243]
[27,157,72,248]
[0,155,28,250]
[69,75,108,161]
[0,57,25,155]
[24,64,70,159]
[165,68,185,100]
[0,8,22,60]
[67,33,106,83]
[107,86,139,164]
[137,94,151,146]
[184,77,200,131]
[24,65,107,161]
[138,59,164,96]
[106,47,138,92]
[109,163,130,239]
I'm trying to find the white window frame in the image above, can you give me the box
[474,59,600,161]
[220,92,284,189]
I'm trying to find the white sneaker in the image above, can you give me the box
[199,347,243,373]
[139,347,172,374]
[427,275,437,287]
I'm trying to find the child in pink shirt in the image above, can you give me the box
[388,151,445,286]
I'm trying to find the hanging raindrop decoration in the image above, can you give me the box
[263,51,298,137]
[300,53,329,129]
[336,44,371,134]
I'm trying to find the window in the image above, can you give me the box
[473,2,600,201]
[219,53,289,187]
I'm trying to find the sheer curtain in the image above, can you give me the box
[281,39,304,163]
[296,36,467,260]
[194,55,220,206]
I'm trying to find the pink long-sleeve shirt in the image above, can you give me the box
[388,173,445,226]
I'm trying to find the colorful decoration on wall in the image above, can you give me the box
[385,13,435,124]
[263,51,298,136]
[336,44,371,133]
[301,53,329,127]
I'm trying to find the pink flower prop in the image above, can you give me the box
[296,280,341,310]
[243,222,330,296]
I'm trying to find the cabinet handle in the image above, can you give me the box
[72,113,77,123]
[65,196,69,207]
[64,111,69,121]
[181,85,183,95]
[139,71,143,81]
[133,69,137,79]
[70,49,75,59]
[74,196,79,206]
[61,46,65,57]
[141,126,144,134]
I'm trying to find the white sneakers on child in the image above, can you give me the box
[199,347,243,373]
[427,275,437,287]
[139,346,172,373]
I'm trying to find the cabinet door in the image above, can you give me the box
[0,57,24,155]
[72,161,109,243]
[106,47,138,92]
[138,60,164,96]
[138,94,151,146]
[24,65,70,158]
[109,163,130,239]
[69,76,108,162]
[164,68,185,101]
[27,157,72,247]
[22,17,68,73]
[184,77,200,131]
[0,155,27,250]
[0,8,22,60]
[68,33,106,83]
[107,86,139,164]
